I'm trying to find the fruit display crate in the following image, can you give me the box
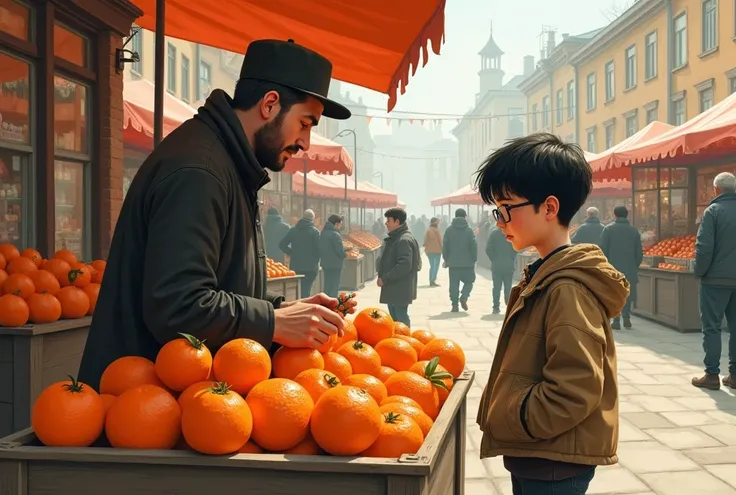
[359,247,379,282]
[633,267,701,332]
[0,317,92,438]
[0,371,475,495]
[662,257,695,272]
[640,255,663,268]
[266,275,303,301]
[340,255,365,292]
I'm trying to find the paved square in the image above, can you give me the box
[352,263,736,494]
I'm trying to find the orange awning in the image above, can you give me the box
[601,92,736,174]
[293,172,398,207]
[284,132,354,175]
[130,0,446,111]
[123,79,198,150]
[430,184,483,207]
[590,179,631,198]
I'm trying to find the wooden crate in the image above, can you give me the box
[0,371,474,495]
[310,268,324,296]
[340,256,365,292]
[0,318,92,438]
[266,275,303,302]
[360,248,379,282]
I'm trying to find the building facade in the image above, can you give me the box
[520,0,736,153]
[452,25,529,187]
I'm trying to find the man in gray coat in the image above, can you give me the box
[319,214,348,298]
[692,172,736,391]
[572,206,605,246]
[443,208,478,312]
[486,225,517,314]
[600,205,642,329]
[377,207,421,327]
[280,209,321,297]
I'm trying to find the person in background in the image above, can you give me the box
[378,207,421,327]
[279,209,321,297]
[264,206,290,263]
[320,214,348,298]
[423,217,443,287]
[692,172,736,390]
[372,218,386,238]
[572,207,605,246]
[600,205,643,330]
[486,223,517,314]
[443,208,478,312]
[477,210,492,269]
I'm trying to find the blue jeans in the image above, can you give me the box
[323,268,342,299]
[700,284,736,375]
[449,267,475,305]
[427,254,441,284]
[296,270,317,298]
[511,467,595,494]
[388,304,410,328]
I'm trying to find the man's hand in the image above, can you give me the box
[273,302,345,349]
[377,277,383,287]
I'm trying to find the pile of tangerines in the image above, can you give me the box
[266,258,296,278]
[0,243,105,327]
[31,307,466,459]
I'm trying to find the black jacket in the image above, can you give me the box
[572,217,605,246]
[378,223,421,305]
[78,90,283,390]
[319,222,346,270]
[442,217,478,268]
[280,218,321,273]
[486,227,517,274]
[264,212,290,263]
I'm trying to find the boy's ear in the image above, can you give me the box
[546,196,561,217]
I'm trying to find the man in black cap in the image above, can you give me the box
[79,39,353,390]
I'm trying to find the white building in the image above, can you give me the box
[452,24,531,187]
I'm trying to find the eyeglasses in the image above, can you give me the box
[492,201,533,224]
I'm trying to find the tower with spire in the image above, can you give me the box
[478,21,505,94]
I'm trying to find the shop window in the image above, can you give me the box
[0,0,31,41]
[699,87,713,112]
[701,0,717,53]
[53,75,89,260]
[586,73,596,110]
[0,149,28,249]
[645,31,657,80]
[697,165,736,220]
[167,43,176,94]
[54,23,89,68]
[604,61,615,102]
[659,167,689,239]
[625,45,636,89]
[555,89,563,124]
[181,55,190,102]
[632,167,659,246]
[567,81,575,119]
[0,52,31,145]
[673,13,687,68]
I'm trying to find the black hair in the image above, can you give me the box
[267,206,279,215]
[613,205,629,218]
[232,79,309,113]
[328,214,343,225]
[473,133,592,227]
[384,207,407,224]
[455,208,467,218]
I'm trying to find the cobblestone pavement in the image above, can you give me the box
[352,263,736,495]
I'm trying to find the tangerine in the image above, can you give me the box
[56,286,90,318]
[27,292,62,324]
[409,359,454,405]
[0,243,20,262]
[156,333,213,392]
[177,380,217,410]
[272,347,324,380]
[375,337,418,371]
[100,356,164,396]
[100,393,116,414]
[53,248,78,266]
[282,433,321,455]
[322,351,353,382]
[394,335,426,357]
[419,339,466,378]
[353,308,394,346]
[379,402,433,439]
[317,333,338,353]
[360,412,423,458]
[335,319,358,349]
[68,263,92,287]
[213,338,271,395]
[293,368,341,403]
[380,395,422,409]
[43,258,72,287]
[105,384,181,449]
[342,373,387,404]
[20,248,42,267]
[336,340,381,376]
[3,272,35,299]
[384,371,440,420]
[393,321,411,336]
[411,330,436,345]
[238,440,264,453]
[6,256,38,276]
[28,269,61,295]
[82,283,100,315]
[0,293,29,326]
[376,366,396,382]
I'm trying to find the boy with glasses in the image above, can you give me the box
[474,133,630,495]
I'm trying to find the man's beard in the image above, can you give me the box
[254,113,301,172]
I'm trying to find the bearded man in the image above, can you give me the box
[78,39,353,390]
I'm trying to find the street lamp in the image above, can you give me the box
[372,171,383,190]
[333,128,358,190]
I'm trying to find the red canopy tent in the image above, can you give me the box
[430,184,483,207]
[598,92,736,175]
[292,172,398,208]
[285,133,354,176]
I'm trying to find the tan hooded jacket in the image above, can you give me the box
[476,244,629,466]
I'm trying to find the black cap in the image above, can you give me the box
[239,39,351,120]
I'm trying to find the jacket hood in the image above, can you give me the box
[296,218,315,229]
[387,223,409,239]
[323,221,339,232]
[525,244,629,318]
[195,89,270,192]
[712,192,736,205]
[585,217,601,224]
[450,217,469,229]
[265,213,283,224]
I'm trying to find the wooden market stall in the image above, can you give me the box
[593,94,736,331]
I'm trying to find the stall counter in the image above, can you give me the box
[340,256,365,292]
[266,275,303,302]
[633,267,700,332]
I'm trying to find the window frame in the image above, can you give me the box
[181,55,190,102]
[644,30,657,80]
[701,0,718,53]
[699,87,714,112]
[586,129,596,153]
[542,95,550,127]
[586,73,596,110]
[130,25,143,76]
[567,80,575,119]
[604,60,615,102]
[556,89,563,124]
[198,60,212,101]
[625,44,637,89]
[166,42,177,94]
[673,12,688,68]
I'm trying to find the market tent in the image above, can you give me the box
[588,121,674,181]
[603,91,736,172]
[292,172,397,207]
[123,79,198,149]
[130,0,447,112]
[430,184,482,207]
[359,181,404,208]
[284,132,354,175]
[590,179,631,198]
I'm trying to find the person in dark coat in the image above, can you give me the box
[572,206,605,246]
[319,214,348,298]
[443,208,478,312]
[264,206,290,263]
[600,205,643,330]
[378,207,421,327]
[692,172,736,391]
[77,40,353,390]
[279,209,321,297]
[486,225,517,314]
[476,210,492,269]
